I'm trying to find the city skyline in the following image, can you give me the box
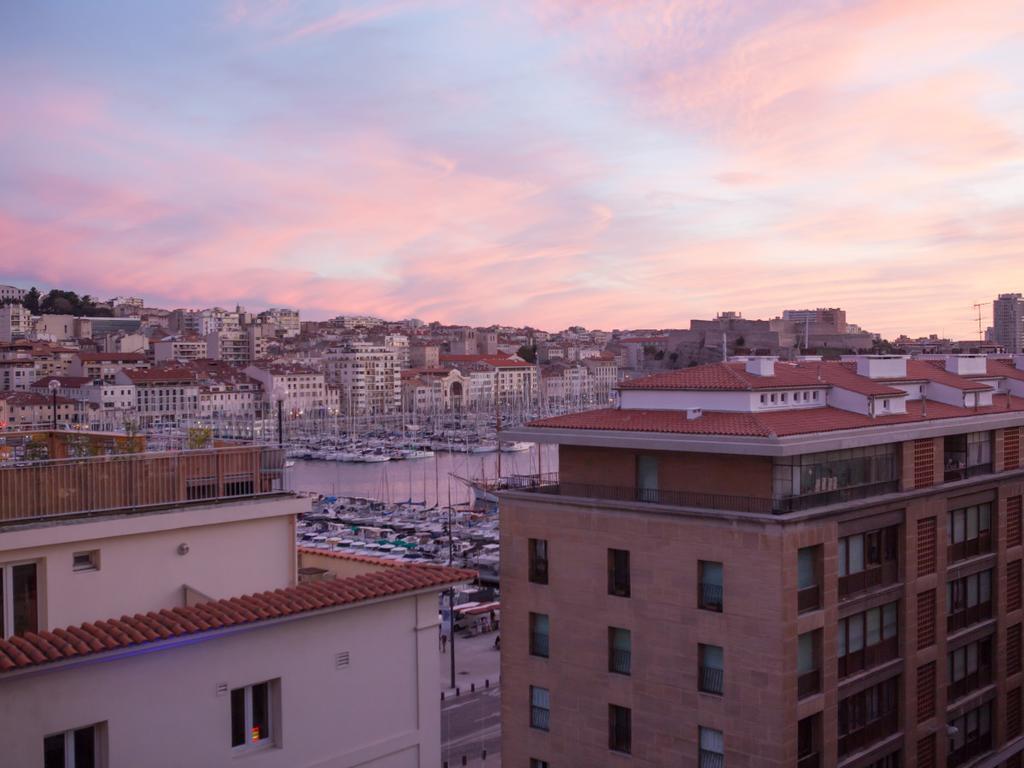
[2,1,1024,336]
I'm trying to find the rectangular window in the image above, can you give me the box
[530,686,550,731]
[947,503,993,562]
[608,704,631,754]
[797,545,821,613]
[699,726,724,768]
[636,454,659,500]
[838,526,899,599]
[1,561,39,638]
[608,549,630,598]
[947,701,992,768]
[947,635,993,701]
[944,432,993,481]
[798,714,821,767]
[530,761,549,768]
[837,601,900,677]
[72,551,99,572]
[838,676,900,757]
[699,561,723,612]
[530,613,550,658]
[528,539,548,585]
[230,680,274,749]
[699,643,724,695]
[797,631,820,698]
[43,723,104,768]
[947,570,994,633]
[609,627,631,675]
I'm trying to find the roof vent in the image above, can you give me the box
[945,354,987,376]
[744,357,776,377]
[335,651,350,669]
[686,408,703,420]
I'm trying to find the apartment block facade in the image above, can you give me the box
[501,354,1024,768]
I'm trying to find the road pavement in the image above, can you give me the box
[440,630,502,766]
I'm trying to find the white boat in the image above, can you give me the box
[398,449,434,460]
[360,453,391,463]
[500,441,531,452]
[284,459,296,468]
[470,442,498,454]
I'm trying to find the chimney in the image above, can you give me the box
[745,357,776,377]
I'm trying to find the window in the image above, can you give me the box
[530,686,550,731]
[608,549,630,597]
[608,704,631,754]
[72,551,99,572]
[948,635,993,701]
[944,432,993,481]
[1,561,38,638]
[530,760,549,768]
[699,561,723,612]
[773,444,899,508]
[837,602,899,677]
[699,727,724,768]
[699,643,724,695]
[528,539,548,584]
[947,569,993,633]
[636,454,659,500]
[530,613,550,658]
[948,702,992,768]
[797,631,820,697]
[230,680,274,749]
[44,724,102,768]
[798,714,821,768]
[947,503,993,562]
[609,627,631,675]
[837,526,900,598]
[797,546,821,612]
[838,676,900,757]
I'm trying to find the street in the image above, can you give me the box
[441,685,501,767]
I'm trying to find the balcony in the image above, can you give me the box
[839,710,899,757]
[948,731,993,768]
[610,649,631,675]
[502,475,901,516]
[699,665,724,695]
[948,532,993,564]
[838,561,899,600]
[699,582,723,612]
[798,584,821,613]
[948,666,993,702]
[948,601,993,634]
[838,636,900,678]
[944,462,993,484]
[798,669,821,698]
[0,445,287,524]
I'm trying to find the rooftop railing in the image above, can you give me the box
[502,475,903,515]
[0,445,287,525]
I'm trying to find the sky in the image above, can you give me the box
[1,0,1023,338]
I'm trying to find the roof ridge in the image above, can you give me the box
[721,362,753,390]
[0,563,474,675]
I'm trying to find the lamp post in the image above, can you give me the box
[48,379,60,430]
[273,384,286,448]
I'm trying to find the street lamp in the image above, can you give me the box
[48,379,60,430]
[272,384,287,448]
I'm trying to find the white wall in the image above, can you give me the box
[0,592,443,768]
[1,497,301,629]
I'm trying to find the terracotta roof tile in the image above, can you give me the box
[618,362,823,391]
[530,395,1024,438]
[0,562,473,674]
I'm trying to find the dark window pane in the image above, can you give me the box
[251,682,270,743]
[43,734,64,768]
[13,563,38,635]
[73,726,95,768]
[230,688,246,747]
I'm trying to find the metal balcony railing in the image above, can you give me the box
[530,633,550,658]
[530,707,550,731]
[0,445,287,524]
[948,600,994,633]
[948,531,994,564]
[503,476,901,515]
[699,665,724,695]
[839,710,899,757]
[948,666,993,702]
[610,649,631,675]
[798,584,821,613]
[699,582,723,612]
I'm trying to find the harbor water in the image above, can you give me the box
[286,443,559,507]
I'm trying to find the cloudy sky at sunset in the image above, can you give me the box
[2,1,1023,337]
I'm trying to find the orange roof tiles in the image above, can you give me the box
[530,395,1024,438]
[619,362,823,391]
[0,562,473,674]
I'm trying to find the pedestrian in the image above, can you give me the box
[493,634,500,651]
[440,632,448,653]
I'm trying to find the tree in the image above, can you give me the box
[188,427,214,450]
[516,344,537,363]
[23,286,40,313]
